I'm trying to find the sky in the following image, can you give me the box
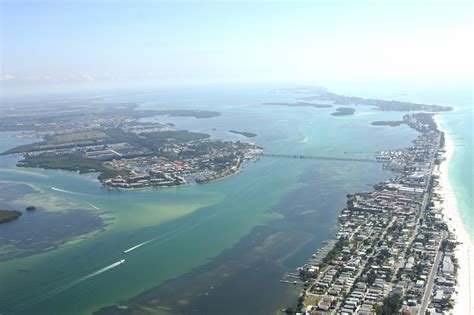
[1,0,473,95]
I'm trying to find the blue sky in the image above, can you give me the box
[1,0,472,94]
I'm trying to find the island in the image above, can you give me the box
[0,209,22,223]
[229,130,257,138]
[1,100,262,189]
[331,107,355,116]
[25,206,36,212]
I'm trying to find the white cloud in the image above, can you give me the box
[80,74,95,81]
[1,74,16,81]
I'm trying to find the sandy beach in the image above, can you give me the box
[435,115,473,315]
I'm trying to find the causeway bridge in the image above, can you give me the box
[259,153,384,163]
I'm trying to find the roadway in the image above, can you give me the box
[418,232,447,315]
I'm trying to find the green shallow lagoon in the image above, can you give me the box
[0,86,422,314]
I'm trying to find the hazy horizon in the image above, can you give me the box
[1,0,473,97]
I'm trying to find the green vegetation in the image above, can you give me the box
[50,130,109,144]
[367,270,377,285]
[261,102,333,108]
[331,107,355,116]
[2,142,45,154]
[229,130,257,138]
[375,293,403,315]
[322,239,349,265]
[146,130,210,142]
[0,209,22,223]
[154,109,220,118]
[19,153,128,180]
[3,132,108,154]
[371,121,405,127]
[104,128,210,152]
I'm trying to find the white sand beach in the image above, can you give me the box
[435,115,473,315]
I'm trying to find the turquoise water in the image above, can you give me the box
[438,104,473,239]
[0,85,457,314]
[327,80,473,240]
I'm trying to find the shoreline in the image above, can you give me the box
[435,114,473,314]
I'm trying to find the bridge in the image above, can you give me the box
[259,153,384,164]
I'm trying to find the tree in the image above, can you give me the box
[367,270,377,285]
[375,293,403,315]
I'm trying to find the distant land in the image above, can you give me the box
[273,86,453,112]
[229,130,257,138]
[0,102,220,132]
[371,120,405,127]
[261,102,333,108]
[0,209,22,223]
[331,107,355,116]
[154,109,221,119]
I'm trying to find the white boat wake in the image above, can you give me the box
[49,259,126,295]
[87,202,101,210]
[51,187,76,194]
[11,259,125,312]
[123,239,156,253]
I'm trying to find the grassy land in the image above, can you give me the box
[303,294,321,308]
[3,130,109,155]
[19,154,128,180]
[51,130,109,144]
[104,128,210,152]
[0,209,22,223]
